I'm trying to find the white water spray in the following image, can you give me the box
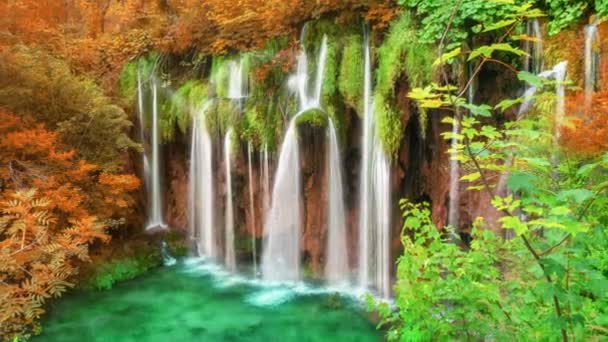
[261,118,302,282]
[228,59,248,100]
[584,23,600,110]
[247,142,258,275]
[224,129,236,271]
[262,34,331,282]
[325,119,349,285]
[523,19,544,75]
[358,30,391,298]
[137,69,150,189]
[189,105,216,258]
[146,80,166,230]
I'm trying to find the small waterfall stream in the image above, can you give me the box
[584,22,600,110]
[553,62,568,145]
[224,129,236,271]
[523,19,544,75]
[262,33,343,282]
[447,113,460,230]
[228,59,248,101]
[497,62,568,200]
[247,142,257,275]
[137,69,150,189]
[261,118,303,281]
[189,106,216,258]
[325,119,349,285]
[358,30,391,298]
[262,146,270,215]
[147,80,166,230]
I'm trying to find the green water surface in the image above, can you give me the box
[36,261,381,342]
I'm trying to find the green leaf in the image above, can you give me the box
[518,71,543,88]
[461,172,481,182]
[499,216,528,235]
[507,172,537,193]
[576,163,597,177]
[405,216,421,229]
[433,47,461,66]
[557,189,595,204]
[460,103,492,117]
[468,43,526,61]
[482,19,516,32]
[495,97,523,112]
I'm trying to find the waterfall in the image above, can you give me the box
[261,118,302,282]
[228,59,247,100]
[447,113,460,230]
[146,80,166,230]
[262,146,270,215]
[553,62,568,144]
[313,36,328,107]
[497,62,568,198]
[224,129,236,271]
[137,69,150,189]
[288,35,328,109]
[358,30,391,298]
[523,19,544,75]
[261,33,329,282]
[247,142,257,276]
[189,106,216,258]
[325,119,349,285]
[161,241,177,266]
[584,23,600,110]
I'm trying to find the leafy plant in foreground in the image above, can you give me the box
[382,1,608,341]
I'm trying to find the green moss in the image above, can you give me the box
[211,56,229,98]
[205,98,239,138]
[240,105,266,146]
[295,108,328,128]
[321,38,339,102]
[374,92,402,158]
[83,251,161,291]
[161,80,209,141]
[118,61,138,103]
[338,34,364,114]
[377,14,412,96]
[374,12,435,149]
[164,230,189,258]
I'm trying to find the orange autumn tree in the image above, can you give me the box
[0,109,140,340]
[561,92,608,156]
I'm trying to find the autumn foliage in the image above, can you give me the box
[0,108,140,340]
[561,92,608,156]
[0,0,394,87]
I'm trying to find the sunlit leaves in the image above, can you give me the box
[432,47,461,66]
[518,71,546,88]
[468,43,526,61]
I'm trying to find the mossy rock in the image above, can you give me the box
[295,108,329,128]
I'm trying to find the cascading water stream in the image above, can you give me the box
[358,30,391,298]
[523,19,544,75]
[262,146,270,215]
[137,69,150,189]
[325,119,349,286]
[497,62,568,198]
[553,62,568,146]
[584,23,600,110]
[262,33,330,282]
[447,113,460,230]
[146,80,166,230]
[224,129,236,271]
[228,59,248,100]
[261,117,302,282]
[189,105,216,258]
[247,142,257,276]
